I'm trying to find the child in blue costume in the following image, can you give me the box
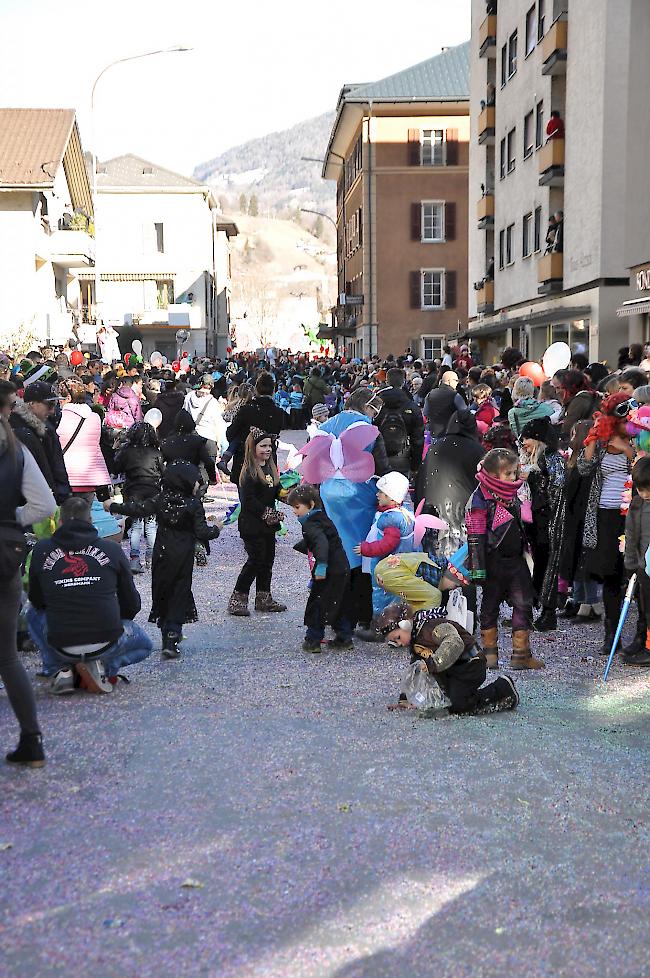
[354,472,417,618]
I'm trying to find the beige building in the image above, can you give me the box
[84,155,237,359]
[0,108,94,347]
[323,43,470,360]
[469,0,633,366]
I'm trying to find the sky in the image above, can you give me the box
[0,0,471,176]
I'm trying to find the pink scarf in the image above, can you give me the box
[476,468,522,502]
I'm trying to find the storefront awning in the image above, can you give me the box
[616,297,650,317]
[77,271,175,281]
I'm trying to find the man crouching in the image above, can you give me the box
[377,601,519,716]
[27,495,153,694]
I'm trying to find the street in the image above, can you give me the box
[2,435,650,978]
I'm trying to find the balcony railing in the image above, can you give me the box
[478,107,496,145]
[477,281,494,312]
[538,253,563,294]
[478,15,497,58]
[541,19,568,75]
[538,138,565,186]
[477,194,494,228]
[48,229,95,268]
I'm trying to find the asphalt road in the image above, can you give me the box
[2,432,649,978]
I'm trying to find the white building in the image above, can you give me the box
[85,155,237,359]
[469,0,633,366]
[0,108,94,348]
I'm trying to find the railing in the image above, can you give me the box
[538,138,564,174]
[538,252,563,283]
[479,15,497,57]
[477,195,495,223]
[541,19,568,74]
[477,281,494,309]
[478,107,496,143]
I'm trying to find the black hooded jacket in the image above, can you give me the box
[28,519,141,646]
[416,410,485,537]
[375,385,424,474]
[10,399,71,503]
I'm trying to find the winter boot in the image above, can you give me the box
[562,600,579,618]
[534,608,557,632]
[510,629,545,670]
[600,621,622,657]
[227,590,251,617]
[130,555,143,575]
[162,631,181,659]
[356,621,382,643]
[622,616,647,656]
[6,732,45,768]
[622,627,650,666]
[194,543,208,567]
[472,675,520,714]
[255,591,287,612]
[480,626,499,670]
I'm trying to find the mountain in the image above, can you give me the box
[192,112,336,220]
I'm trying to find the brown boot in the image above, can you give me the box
[480,626,499,670]
[510,629,545,670]
[227,590,250,616]
[255,591,287,612]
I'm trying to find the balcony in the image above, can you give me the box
[477,281,494,313]
[477,107,495,146]
[48,229,95,268]
[538,252,563,294]
[538,138,565,187]
[478,15,497,58]
[477,194,494,229]
[541,19,568,75]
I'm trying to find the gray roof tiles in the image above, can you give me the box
[345,41,470,102]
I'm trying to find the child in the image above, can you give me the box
[539,380,563,424]
[377,601,519,715]
[471,383,498,427]
[110,460,221,658]
[289,383,305,430]
[306,402,329,441]
[218,384,253,477]
[374,546,470,612]
[466,448,544,670]
[111,420,165,573]
[353,472,416,631]
[227,428,287,616]
[623,456,650,665]
[287,483,352,652]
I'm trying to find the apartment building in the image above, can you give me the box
[83,155,237,359]
[469,0,633,366]
[323,43,470,360]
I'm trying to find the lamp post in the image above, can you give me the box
[90,46,192,325]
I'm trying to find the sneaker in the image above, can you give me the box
[497,674,520,708]
[50,668,75,695]
[302,638,322,653]
[129,556,143,575]
[329,636,354,651]
[534,610,557,632]
[195,544,208,567]
[6,733,45,768]
[562,601,579,619]
[621,648,650,666]
[75,660,113,694]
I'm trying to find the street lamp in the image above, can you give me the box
[90,45,192,324]
[299,207,337,232]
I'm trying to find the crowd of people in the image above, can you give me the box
[2,335,650,766]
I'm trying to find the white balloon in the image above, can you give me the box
[143,408,163,429]
[132,339,143,355]
[542,342,571,378]
[150,350,163,367]
[180,357,190,370]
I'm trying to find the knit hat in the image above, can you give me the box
[520,415,557,446]
[311,403,329,421]
[376,600,412,636]
[376,471,410,504]
[250,426,275,446]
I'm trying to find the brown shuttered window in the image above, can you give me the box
[445,270,457,309]
[445,202,456,241]
[407,128,421,166]
[445,129,459,165]
[411,203,421,240]
[410,270,421,309]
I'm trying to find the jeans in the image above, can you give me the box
[0,573,40,735]
[573,578,600,605]
[26,607,153,678]
[129,516,157,559]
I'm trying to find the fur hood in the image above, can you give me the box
[10,397,47,437]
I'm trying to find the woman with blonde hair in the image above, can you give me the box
[227,428,286,617]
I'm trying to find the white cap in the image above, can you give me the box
[376,471,410,504]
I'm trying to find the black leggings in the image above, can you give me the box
[235,534,276,594]
[0,572,40,736]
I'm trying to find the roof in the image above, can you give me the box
[344,42,470,103]
[0,108,76,186]
[96,154,206,190]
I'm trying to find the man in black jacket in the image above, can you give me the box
[10,383,71,503]
[376,368,424,478]
[26,496,152,695]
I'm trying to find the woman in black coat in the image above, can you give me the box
[112,421,165,572]
[160,409,215,488]
[226,372,286,485]
[416,410,485,557]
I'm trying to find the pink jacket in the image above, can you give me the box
[57,404,110,490]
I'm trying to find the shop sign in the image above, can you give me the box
[636,267,650,291]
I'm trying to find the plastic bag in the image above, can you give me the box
[446,587,473,633]
[400,662,451,717]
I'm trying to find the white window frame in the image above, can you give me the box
[506,223,515,265]
[508,30,518,78]
[421,334,445,360]
[421,201,445,243]
[507,128,516,173]
[522,212,532,258]
[525,6,536,56]
[421,268,445,310]
[524,111,534,158]
[421,129,445,166]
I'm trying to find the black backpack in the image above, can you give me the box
[379,408,409,459]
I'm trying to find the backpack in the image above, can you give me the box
[379,407,409,459]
